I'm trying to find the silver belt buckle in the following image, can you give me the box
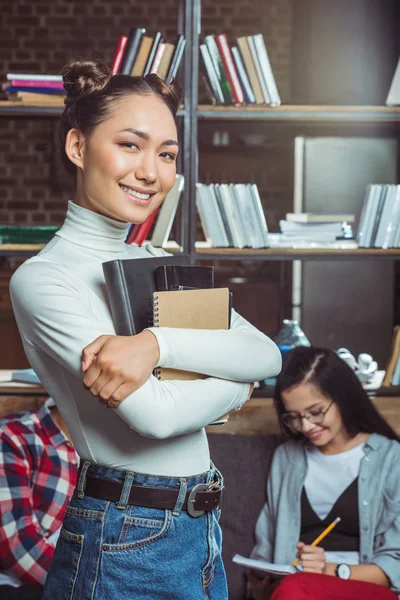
[187,481,224,518]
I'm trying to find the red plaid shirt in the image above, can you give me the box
[0,402,78,585]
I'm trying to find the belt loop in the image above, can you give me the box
[117,472,135,510]
[77,461,91,498]
[173,479,187,516]
[207,461,217,485]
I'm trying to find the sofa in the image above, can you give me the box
[208,434,281,600]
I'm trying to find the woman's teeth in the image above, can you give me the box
[120,185,150,200]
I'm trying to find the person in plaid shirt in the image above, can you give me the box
[0,398,78,599]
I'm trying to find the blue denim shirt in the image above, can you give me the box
[251,433,400,594]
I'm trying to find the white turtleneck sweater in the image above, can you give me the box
[10,202,281,476]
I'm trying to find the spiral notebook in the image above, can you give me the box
[152,288,231,424]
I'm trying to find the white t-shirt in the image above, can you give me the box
[10,201,281,476]
[305,442,365,565]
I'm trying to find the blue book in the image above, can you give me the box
[6,87,65,95]
[11,368,41,385]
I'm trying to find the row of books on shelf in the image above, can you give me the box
[200,33,280,106]
[196,183,269,249]
[357,184,400,249]
[2,26,186,106]
[383,327,400,387]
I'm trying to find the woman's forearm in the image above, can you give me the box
[325,563,391,587]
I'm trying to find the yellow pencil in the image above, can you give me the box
[292,516,341,567]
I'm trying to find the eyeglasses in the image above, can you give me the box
[280,399,334,432]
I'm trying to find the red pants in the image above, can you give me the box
[270,573,397,600]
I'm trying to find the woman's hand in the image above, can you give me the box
[81,330,160,408]
[296,542,326,573]
[247,570,279,600]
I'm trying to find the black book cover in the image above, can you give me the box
[120,27,146,75]
[143,32,162,76]
[156,265,214,291]
[103,254,190,335]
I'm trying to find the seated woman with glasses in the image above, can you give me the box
[248,346,400,600]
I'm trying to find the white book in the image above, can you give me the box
[219,184,245,248]
[374,185,397,248]
[212,185,235,247]
[286,213,355,224]
[232,555,297,576]
[196,184,229,247]
[151,174,184,247]
[386,57,400,106]
[360,185,385,248]
[280,221,344,236]
[252,34,281,106]
[200,44,225,105]
[7,73,63,82]
[249,184,269,247]
[382,186,400,249]
[230,184,258,248]
[357,184,377,247]
[247,36,271,104]
[195,186,213,246]
[236,184,265,248]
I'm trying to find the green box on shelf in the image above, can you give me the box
[0,225,59,244]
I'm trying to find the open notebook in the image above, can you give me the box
[152,288,231,424]
[232,555,297,576]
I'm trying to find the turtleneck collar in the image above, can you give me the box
[55,201,131,252]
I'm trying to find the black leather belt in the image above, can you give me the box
[84,475,224,518]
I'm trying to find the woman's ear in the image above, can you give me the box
[65,128,85,170]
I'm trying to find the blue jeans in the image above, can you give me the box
[43,461,227,600]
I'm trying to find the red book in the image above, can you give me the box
[127,208,160,246]
[11,79,64,89]
[111,35,128,75]
[215,34,245,105]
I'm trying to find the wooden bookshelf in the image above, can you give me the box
[197,104,400,123]
[195,246,400,261]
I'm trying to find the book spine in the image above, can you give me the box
[231,47,255,104]
[132,208,160,246]
[166,35,187,83]
[215,34,245,105]
[152,293,162,379]
[102,261,135,335]
[252,34,281,105]
[204,35,233,104]
[247,36,271,104]
[200,45,225,104]
[7,73,62,81]
[143,32,162,76]
[150,43,166,74]
[111,35,128,75]
[120,27,145,75]
[236,37,264,104]
[6,87,64,94]
[10,79,64,89]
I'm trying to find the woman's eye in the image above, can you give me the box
[160,151,176,161]
[119,142,138,150]
[310,409,324,417]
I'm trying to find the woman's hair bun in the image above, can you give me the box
[61,58,112,108]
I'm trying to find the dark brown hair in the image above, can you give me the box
[274,346,399,442]
[56,58,181,179]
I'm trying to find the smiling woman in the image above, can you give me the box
[9,58,282,600]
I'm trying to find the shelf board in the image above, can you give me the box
[0,100,187,118]
[197,104,400,123]
[0,244,45,257]
[195,246,400,261]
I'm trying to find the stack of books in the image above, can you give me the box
[196,183,269,248]
[357,184,400,249]
[111,28,186,82]
[383,327,400,387]
[4,74,65,106]
[200,33,280,106]
[267,213,357,249]
[0,225,59,244]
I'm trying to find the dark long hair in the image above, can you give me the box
[56,58,181,180]
[274,346,399,442]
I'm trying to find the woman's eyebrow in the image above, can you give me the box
[118,128,179,147]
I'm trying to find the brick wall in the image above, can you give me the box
[0,0,293,227]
